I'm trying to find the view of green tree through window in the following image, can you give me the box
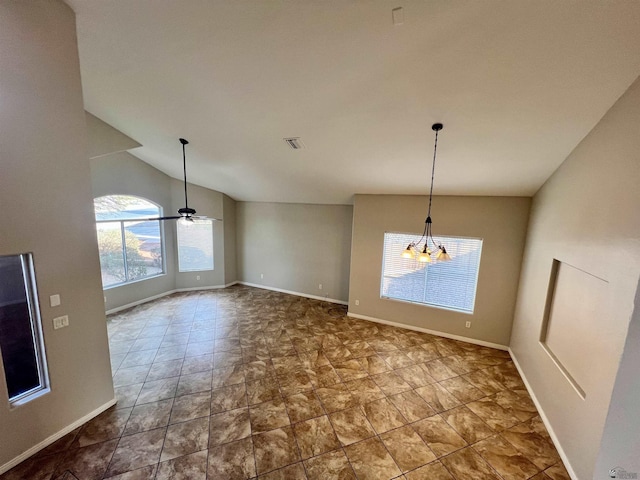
[94,195,164,287]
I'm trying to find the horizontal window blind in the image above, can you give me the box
[177,219,214,272]
[380,232,483,314]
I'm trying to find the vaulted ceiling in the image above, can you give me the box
[67,0,640,204]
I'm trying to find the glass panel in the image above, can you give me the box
[177,220,214,272]
[124,220,163,281]
[96,222,126,287]
[94,195,160,221]
[94,195,165,287]
[0,254,44,401]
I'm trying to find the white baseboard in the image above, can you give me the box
[237,282,348,305]
[347,312,509,351]
[509,348,578,480]
[105,281,239,315]
[173,281,239,293]
[0,398,117,475]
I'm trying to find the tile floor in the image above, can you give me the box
[1,285,571,480]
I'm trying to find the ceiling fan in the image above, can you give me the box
[147,138,221,222]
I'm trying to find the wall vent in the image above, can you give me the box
[283,137,305,150]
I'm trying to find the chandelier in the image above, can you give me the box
[401,123,451,263]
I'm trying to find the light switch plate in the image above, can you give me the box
[50,294,61,307]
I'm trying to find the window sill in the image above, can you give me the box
[103,273,167,290]
[10,387,51,409]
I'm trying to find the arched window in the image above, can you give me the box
[94,195,165,288]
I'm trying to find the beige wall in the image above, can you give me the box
[0,0,114,470]
[594,279,640,477]
[348,194,531,347]
[236,202,353,302]
[510,77,640,479]
[85,112,141,159]
[223,194,238,285]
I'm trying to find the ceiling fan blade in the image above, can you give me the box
[192,215,223,222]
[146,216,182,221]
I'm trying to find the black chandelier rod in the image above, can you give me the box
[419,123,443,249]
[426,123,442,220]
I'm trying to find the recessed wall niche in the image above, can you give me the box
[540,260,609,400]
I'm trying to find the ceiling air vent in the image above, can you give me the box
[283,137,305,150]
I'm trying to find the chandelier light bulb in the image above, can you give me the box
[418,250,432,263]
[436,246,451,261]
[402,244,415,259]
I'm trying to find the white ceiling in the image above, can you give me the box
[67,0,640,205]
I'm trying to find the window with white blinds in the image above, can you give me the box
[177,219,214,272]
[380,232,483,314]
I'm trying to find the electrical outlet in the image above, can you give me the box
[260,273,264,279]
[53,315,69,330]
[319,284,322,290]
[465,321,471,328]
[196,275,200,280]
[355,300,360,306]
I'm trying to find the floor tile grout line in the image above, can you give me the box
[98,287,557,480]
[468,440,526,480]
